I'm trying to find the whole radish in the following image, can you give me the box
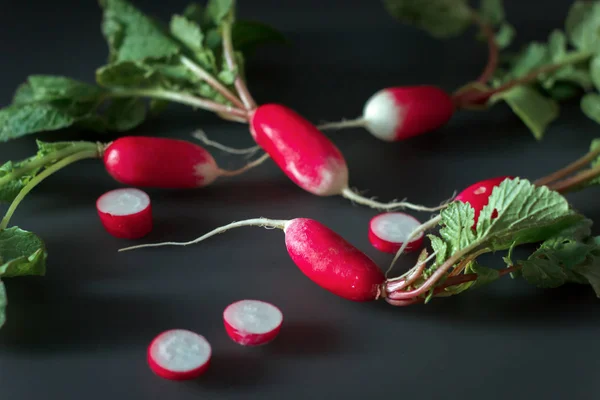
[120,217,386,302]
[223,299,283,346]
[104,136,268,189]
[249,104,442,213]
[147,329,212,380]
[96,188,153,239]
[318,86,455,141]
[455,176,514,223]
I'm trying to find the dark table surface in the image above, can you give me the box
[1,0,600,399]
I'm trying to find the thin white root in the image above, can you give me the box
[317,117,366,131]
[192,130,261,156]
[118,218,288,252]
[218,153,271,177]
[341,187,448,213]
[385,215,442,277]
[386,250,438,288]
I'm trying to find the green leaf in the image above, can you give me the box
[26,76,104,102]
[183,3,203,22]
[96,61,162,89]
[476,178,583,250]
[585,138,600,186]
[99,0,181,62]
[581,93,600,124]
[205,0,235,26]
[170,14,204,53]
[469,262,501,288]
[232,20,287,54]
[479,0,504,26]
[495,23,515,49]
[382,0,472,38]
[591,55,600,90]
[492,85,559,140]
[0,103,78,142]
[103,98,147,131]
[439,201,477,255]
[0,227,47,278]
[0,280,5,329]
[506,42,549,79]
[428,234,448,267]
[545,82,583,101]
[521,253,568,288]
[565,0,600,54]
[12,83,36,105]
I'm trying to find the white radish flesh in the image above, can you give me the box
[223,300,283,346]
[368,212,424,254]
[147,329,212,380]
[96,188,152,239]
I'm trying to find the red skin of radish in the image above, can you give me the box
[147,330,211,380]
[284,218,385,301]
[364,86,455,141]
[96,190,152,239]
[250,104,349,196]
[455,176,514,223]
[223,300,283,346]
[368,213,424,254]
[103,136,218,189]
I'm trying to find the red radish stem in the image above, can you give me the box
[318,86,455,142]
[192,130,261,156]
[250,104,444,212]
[223,299,283,346]
[119,217,386,302]
[472,12,498,85]
[96,188,153,239]
[222,21,257,111]
[147,329,212,380]
[368,212,424,254]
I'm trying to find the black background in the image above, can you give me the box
[1,1,600,399]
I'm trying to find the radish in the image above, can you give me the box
[455,176,514,223]
[120,218,386,302]
[249,104,443,213]
[96,188,152,239]
[147,329,212,381]
[368,212,424,254]
[223,299,283,346]
[318,86,455,141]
[104,136,269,189]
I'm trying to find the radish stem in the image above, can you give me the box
[386,215,442,277]
[341,188,447,213]
[0,150,100,229]
[547,163,600,193]
[192,130,261,156]
[218,153,271,177]
[109,88,249,120]
[535,146,600,186]
[118,218,288,252]
[222,21,257,110]
[317,118,366,131]
[385,250,437,292]
[180,55,246,110]
[471,11,498,85]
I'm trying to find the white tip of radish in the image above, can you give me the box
[369,212,424,254]
[223,300,283,346]
[362,90,402,142]
[97,188,150,216]
[96,188,152,239]
[147,329,212,380]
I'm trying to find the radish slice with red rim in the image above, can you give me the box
[368,212,424,254]
[223,300,283,346]
[147,329,212,381]
[96,188,152,239]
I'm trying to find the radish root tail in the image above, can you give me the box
[192,130,261,156]
[218,153,271,177]
[118,218,288,252]
[341,187,448,213]
[317,118,366,131]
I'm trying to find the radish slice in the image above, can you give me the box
[223,300,283,346]
[368,212,424,254]
[147,329,212,381]
[96,188,152,239]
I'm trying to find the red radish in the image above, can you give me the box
[249,104,442,213]
[368,212,424,254]
[120,217,386,302]
[455,176,513,223]
[147,329,212,381]
[96,188,152,239]
[223,299,283,346]
[103,136,269,189]
[318,86,455,141]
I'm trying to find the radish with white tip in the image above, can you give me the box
[223,299,283,346]
[318,86,455,141]
[368,212,424,254]
[147,329,212,381]
[96,188,153,239]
